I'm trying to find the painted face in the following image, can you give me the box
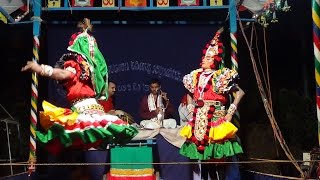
[108,82,116,97]
[201,46,216,69]
[150,83,160,95]
[201,56,214,69]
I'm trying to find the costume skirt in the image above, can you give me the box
[37,98,138,154]
[179,101,243,160]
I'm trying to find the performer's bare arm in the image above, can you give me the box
[21,61,72,81]
[186,93,193,105]
[225,85,245,121]
[231,86,245,107]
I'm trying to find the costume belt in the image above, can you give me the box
[72,98,104,113]
[202,100,226,117]
[203,100,221,107]
[76,104,104,113]
[214,110,226,118]
[71,96,93,106]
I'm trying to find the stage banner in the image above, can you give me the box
[109,146,155,179]
[102,0,116,7]
[156,0,169,7]
[47,25,218,123]
[125,0,147,7]
[47,0,61,7]
[210,0,222,6]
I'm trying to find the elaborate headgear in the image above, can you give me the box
[67,18,109,100]
[201,27,224,69]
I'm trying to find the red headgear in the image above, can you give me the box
[201,27,224,69]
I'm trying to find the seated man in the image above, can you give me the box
[139,78,177,129]
[99,80,135,124]
[99,80,117,113]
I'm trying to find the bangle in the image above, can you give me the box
[227,104,237,115]
[40,64,53,77]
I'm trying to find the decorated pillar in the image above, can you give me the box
[312,0,320,145]
[28,0,41,175]
[228,0,241,128]
[229,0,237,71]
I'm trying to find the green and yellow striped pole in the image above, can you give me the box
[28,35,39,174]
[229,0,240,128]
[28,0,41,175]
[312,0,320,145]
[230,33,238,71]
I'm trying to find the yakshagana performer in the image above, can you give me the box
[21,18,138,154]
[180,28,245,160]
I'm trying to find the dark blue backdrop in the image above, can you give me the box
[47,25,218,122]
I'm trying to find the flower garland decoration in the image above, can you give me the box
[183,68,238,95]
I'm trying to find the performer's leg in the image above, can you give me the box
[201,163,210,180]
[201,163,225,180]
[84,150,108,180]
[47,153,69,180]
[214,164,226,180]
[47,150,81,180]
[193,161,201,180]
[225,155,241,180]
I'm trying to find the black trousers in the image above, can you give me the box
[201,164,226,180]
[47,150,108,180]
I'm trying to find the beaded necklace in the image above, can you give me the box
[197,70,214,100]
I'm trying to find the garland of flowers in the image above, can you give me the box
[190,68,238,94]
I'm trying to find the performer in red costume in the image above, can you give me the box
[21,18,138,154]
[180,28,245,161]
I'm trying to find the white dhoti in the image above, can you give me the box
[140,118,177,129]
[140,93,177,129]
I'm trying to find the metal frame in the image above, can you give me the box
[0,104,23,176]
[34,0,237,27]
[0,118,21,176]
[28,0,238,173]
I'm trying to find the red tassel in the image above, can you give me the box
[202,49,207,54]
[198,145,205,151]
[210,63,216,69]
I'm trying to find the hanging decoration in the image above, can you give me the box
[72,0,94,7]
[210,0,223,6]
[102,0,115,7]
[157,0,169,7]
[240,0,290,27]
[0,12,7,24]
[178,0,199,6]
[125,0,147,7]
[47,0,61,7]
[254,0,290,27]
